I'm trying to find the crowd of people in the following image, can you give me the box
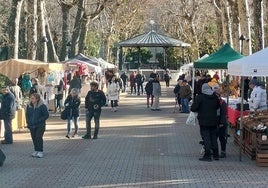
[0,68,267,162]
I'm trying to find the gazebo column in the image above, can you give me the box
[163,47,168,69]
[118,46,123,70]
[137,46,141,68]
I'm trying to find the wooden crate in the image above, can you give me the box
[256,153,268,167]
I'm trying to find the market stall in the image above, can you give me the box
[0,59,65,130]
[0,59,65,80]
[228,47,268,164]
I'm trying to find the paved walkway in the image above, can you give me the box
[1,82,268,188]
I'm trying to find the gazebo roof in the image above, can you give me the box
[117,30,190,47]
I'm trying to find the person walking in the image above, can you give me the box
[64,88,81,138]
[164,70,171,87]
[107,75,120,112]
[120,71,128,93]
[191,83,220,161]
[151,77,161,111]
[54,78,64,113]
[179,80,192,113]
[82,81,106,139]
[145,78,154,108]
[0,86,16,144]
[26,93,49,158]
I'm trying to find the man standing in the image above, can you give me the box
[0,86,16,144]
[191,83,220,161]
[135,70,145,95]
[179,80,192,113]
[82,81,106,139]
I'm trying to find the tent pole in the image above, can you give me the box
[191,68,195,101]
[239,76,245,161]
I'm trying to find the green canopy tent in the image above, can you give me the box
[194,43,243,69]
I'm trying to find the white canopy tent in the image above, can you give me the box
[228,47,268,77]
[228,47,268,161]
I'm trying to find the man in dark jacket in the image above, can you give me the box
[135,70,145,95]
[191,83,220,161]
[179,80,192,113]
[82,81,106,139]
[0,86,16,144]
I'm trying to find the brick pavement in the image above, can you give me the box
[1,82,268,188]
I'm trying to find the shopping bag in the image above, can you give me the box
[186,111,196,126]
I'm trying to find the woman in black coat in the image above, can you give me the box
[64,88,81,138]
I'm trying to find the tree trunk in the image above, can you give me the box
[27,0,38,60]
[237,0,248,55]
[38,0,48,62]
[78,13,89,54]
[60,3,72,61]
[70,0,85,57]
[253,0,264,51]
[8,0,24,59]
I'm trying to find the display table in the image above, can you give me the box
[227,107,249,127]
[11,108,26,131]
[224,97,249,127]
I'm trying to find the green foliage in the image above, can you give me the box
[125,47,153,69]
[84,31,101,57]
[0,74,12,88]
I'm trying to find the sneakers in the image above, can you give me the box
[31,151,38,157]
[32,151,43,158]
[65,135,70,139]
[36,152,43,158]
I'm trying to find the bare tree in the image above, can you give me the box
[8,0,24,59]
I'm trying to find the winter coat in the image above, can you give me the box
[26,99,49,129]
[152,80,161,97]
[64,95,81,118]
[191,93,220,127]
[0,92,16,120]
[179,85,192,99]
[107,81,120,100]
[85,90,106,112]
[145,81,153,95]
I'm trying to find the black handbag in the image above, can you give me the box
[60,109,68,120]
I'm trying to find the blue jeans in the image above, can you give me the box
[4,119,13,143]
[67,116,79,135]
[181,98,189,112]
[86,110,101,138]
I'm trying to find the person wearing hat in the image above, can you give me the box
[83,81,106,139]
[191,83,220,161]
[0,86,16,144]
[179,79,192,113]
[248,78,267,112]
[212,83,228,158]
